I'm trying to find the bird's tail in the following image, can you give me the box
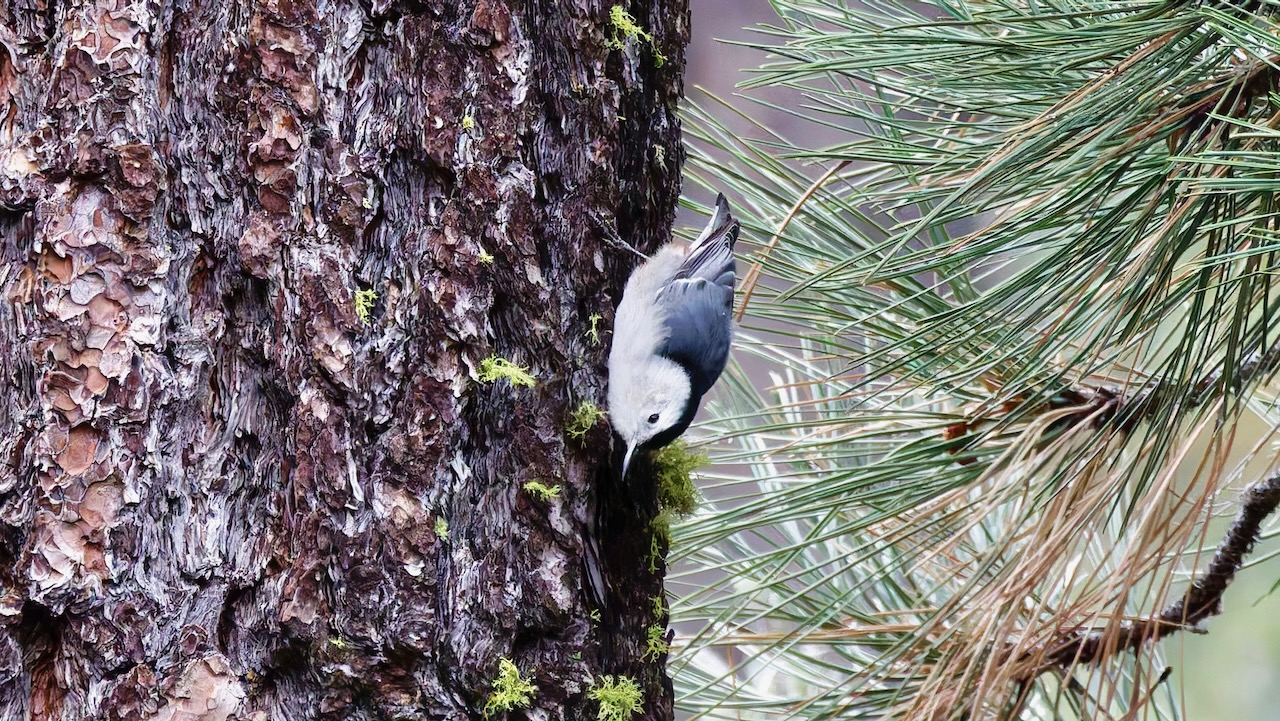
[691,193,737,249]
[677,193,739,283]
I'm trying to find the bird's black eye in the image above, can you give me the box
[647,413,660,424]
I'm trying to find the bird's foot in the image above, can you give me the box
[590,210,649,260]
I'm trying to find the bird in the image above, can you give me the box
[607,194,739,478]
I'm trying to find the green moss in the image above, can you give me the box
[477,356,536,388]
[587,675,643,721]
[642,442,707,572]
[651,440,705,516]
[434,517,449,540]
[566,401,606,440]
[604,5,648,47]
[483,657,537,717]
[522,480,561,502]
[641,624,668,662]
[354,288,377,324]
[604,5,666,66]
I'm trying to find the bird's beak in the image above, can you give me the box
[621,444,636,480]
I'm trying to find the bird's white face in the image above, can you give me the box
[608,358,691,476]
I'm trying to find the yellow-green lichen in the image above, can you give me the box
[641,624,668,662]
[462,114,476,131]
[604,5,666,66]
[650,593,665,617]
[477,356,536,388]
[434,517,449,540]
[566,401,606,440]
[522,480,561,502]
[354,288,377,323]
[646,511,669,574]
[483,657,537,717]
[588,675,643,721]
[478,246,494,264]
[585,313,605,346]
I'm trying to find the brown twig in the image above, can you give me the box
[734,160,850,322]
[1017,471,1280,677]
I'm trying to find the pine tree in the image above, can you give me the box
[673,1,1280,718]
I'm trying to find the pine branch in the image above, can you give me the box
[1015,471,1280,679]
[944,346,1280,452]
[675,0,1280,715]
[1150,53,1280,147]
[1065,347,1280,433]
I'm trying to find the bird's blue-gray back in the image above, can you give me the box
[655,279,734,399]
[654,205,739,398]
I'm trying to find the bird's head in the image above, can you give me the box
[608,356,692,478]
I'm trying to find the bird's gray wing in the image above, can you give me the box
[655,274,735,398]
[655,194,739,396]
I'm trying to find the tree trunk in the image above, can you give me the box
[0,0,687,718]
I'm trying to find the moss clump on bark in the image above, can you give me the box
[644,440,707,571]
[477,356,536,388]
[483,658,537,717]
[522,480,561,502]
[651,440,705,516]
[604,6,666,66]
[588,675,642,721]
[566,401,606,440]
[354,288,377,323]
[641,624,668,661]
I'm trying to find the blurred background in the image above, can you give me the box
[683,1,1280,718]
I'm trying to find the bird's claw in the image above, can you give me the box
[590,210,649,260]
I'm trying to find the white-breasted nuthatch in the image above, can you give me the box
[607,194,739,478]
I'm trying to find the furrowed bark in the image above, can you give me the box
[0,0,687,718]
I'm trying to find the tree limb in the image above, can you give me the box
[1018,471,1280,678]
